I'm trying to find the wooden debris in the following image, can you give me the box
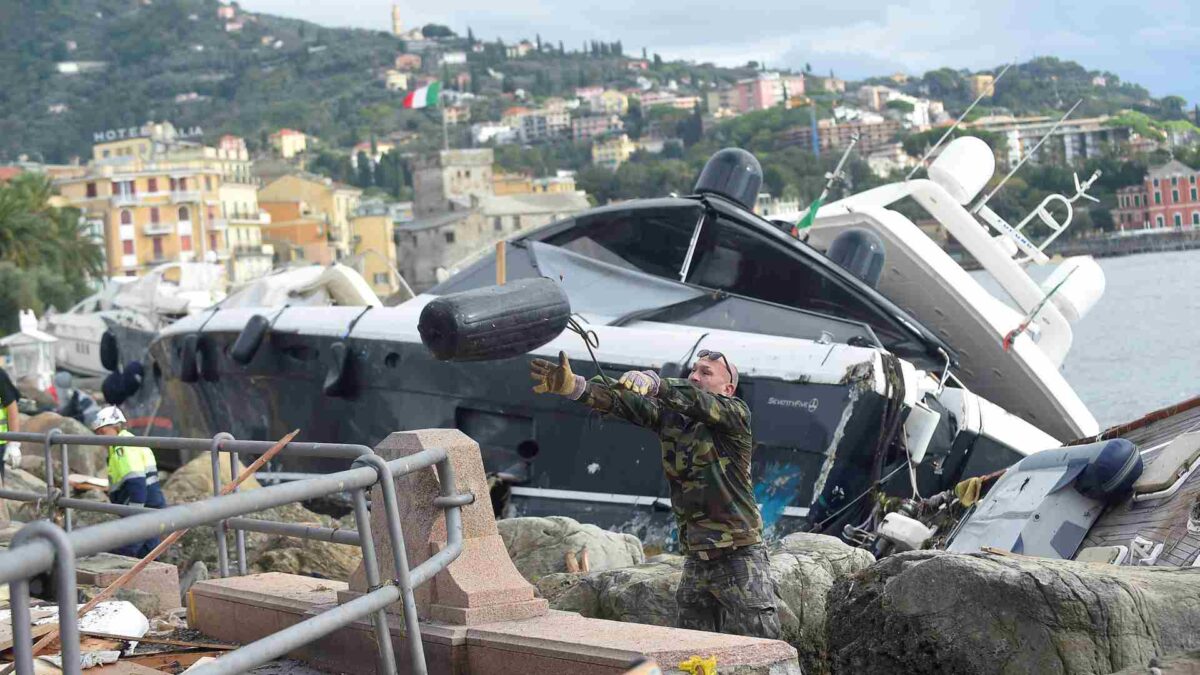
[77,631,233,651]
[29,430,300,657]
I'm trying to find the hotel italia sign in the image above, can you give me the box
[93,124,204,143]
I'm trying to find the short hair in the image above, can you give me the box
[700,353,739,390]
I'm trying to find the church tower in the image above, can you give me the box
[391,4,403,36]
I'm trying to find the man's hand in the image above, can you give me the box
[4,441,21,469]
[530,351,584,398]
[618,370,661,397]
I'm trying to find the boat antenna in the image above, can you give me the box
[972,98,1082,213]
[793,134,860,236]
[906,61,1013,180]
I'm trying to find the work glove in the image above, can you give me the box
[530,351,585,399]
[3,441,20,469]
[618,370,661,397]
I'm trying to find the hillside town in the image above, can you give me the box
[3,2,1200,675]
[3,2,1198,304]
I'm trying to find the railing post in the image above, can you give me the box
[11,522,81,675]
[354,454,425,675]
[351,488,399,675]
[228,448,248,576]
[49,429,70,531]
[41,427,58,499]
[209,432,234,577]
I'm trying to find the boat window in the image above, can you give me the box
[541,205,700,279]
[686,216,910,346]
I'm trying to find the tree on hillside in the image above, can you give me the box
[0,173,103,332]
[422,24,455,39]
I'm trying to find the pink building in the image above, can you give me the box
[1113,160,1200,231]
[571,114,624,141]
[731,73,806,113]
[394,53,422,71]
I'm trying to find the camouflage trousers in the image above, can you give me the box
[676,543,781,639]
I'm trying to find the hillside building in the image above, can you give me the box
[413,149,495,217]
[1112,160,1200,231]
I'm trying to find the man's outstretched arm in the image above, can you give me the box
[619,371,750,434]
[530,352,661,429]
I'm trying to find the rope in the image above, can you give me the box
[1003,266,1078,351]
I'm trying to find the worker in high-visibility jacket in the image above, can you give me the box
[0,367,22,482]
[93,406,164,556]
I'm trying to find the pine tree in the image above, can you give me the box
[642,47,648,60]
[355,152,373,188]
[536,34,542,51]
[558,40,564,55]
[467,27,475,45]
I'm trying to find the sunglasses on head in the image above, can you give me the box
[696,349,733,383]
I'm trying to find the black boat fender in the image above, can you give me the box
[102,370,127,405]
[121,361,144,398]
[231,314,271,365]
[323,306,374,398]
[179,334,200,383]
[197,336,220,382]
[323,341,353,397]
[418,277,570,362]
[99,330,119,372]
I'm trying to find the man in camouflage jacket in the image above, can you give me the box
[530,350,781,639]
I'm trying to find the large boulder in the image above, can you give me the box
[249,538,362,580]
[1,467,50,522]
[828,550,1200,675]
[17,412,106,480]
[770,533,874,675]
[536,555,684,625]
[497,516,644,582]
[161,451,261,503]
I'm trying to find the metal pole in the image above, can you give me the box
[227,518,361,546]
[12,522,82,675]
[210,433,233,577]
[906,61,1014,180]
[0,432,373,461]
[354,454,424,675]
[229,448,247,576]
[0,452,444,585]
[41,428,57,499]
[187,585,402,675]
[9,579,34,675]
[352,488,399,675]
[54,430,71,531]
[972,99,1084,212]
[410,458,466,587]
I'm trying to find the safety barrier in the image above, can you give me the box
[0,429,472,675]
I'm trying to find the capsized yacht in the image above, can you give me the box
[141,140,1106,547]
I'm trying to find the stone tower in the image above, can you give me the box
[391,4,403,36]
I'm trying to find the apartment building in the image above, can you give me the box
[55,123,236,278]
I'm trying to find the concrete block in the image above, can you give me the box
[77,552,180,617]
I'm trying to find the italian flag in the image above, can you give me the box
[403,81,442,109]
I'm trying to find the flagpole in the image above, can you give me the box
[441,91,448,151]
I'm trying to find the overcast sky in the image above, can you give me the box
[239,0,1200,105]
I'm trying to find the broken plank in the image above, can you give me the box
[122,650,229,672]
[78,631,234,651]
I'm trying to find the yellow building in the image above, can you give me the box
[592,135,638,170]
[348,213,401,296]
[492,172,533,196]
[56,124,236,277]
[269,129,309,159]
[969,74,996,99]
[258,173,362,259]
[595,90,629,115]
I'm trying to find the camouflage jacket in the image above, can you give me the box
[579,376,762,553]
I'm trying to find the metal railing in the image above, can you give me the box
[0,429,472,675]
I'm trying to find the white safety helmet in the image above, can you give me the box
[92,405,126,431]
